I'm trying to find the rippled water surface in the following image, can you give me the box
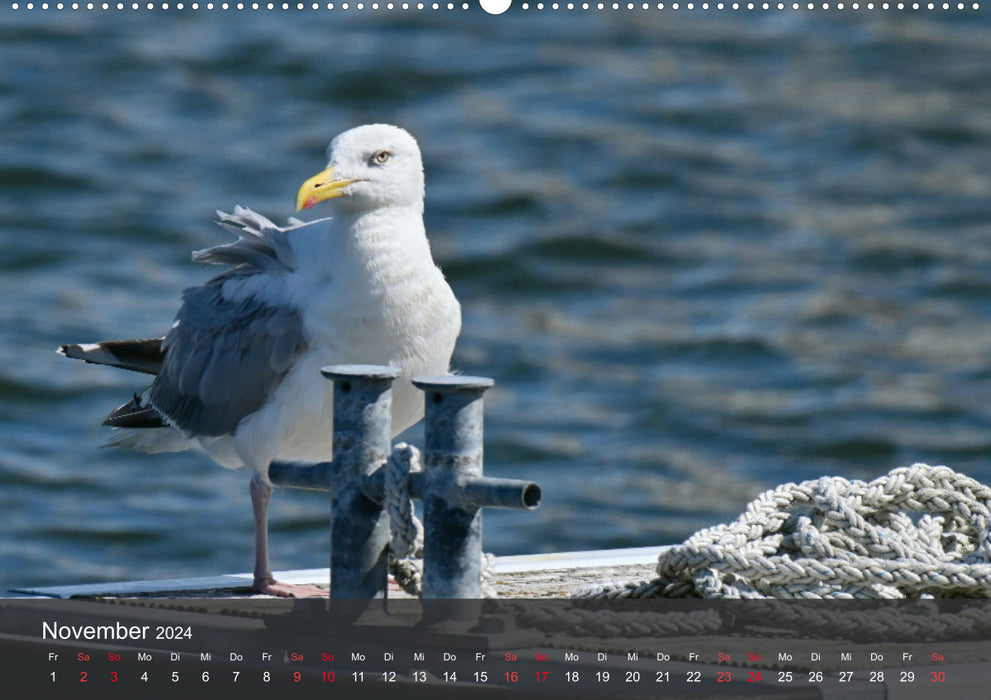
[2,8,991,591]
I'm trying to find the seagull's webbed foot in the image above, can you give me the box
[253,576,328,599]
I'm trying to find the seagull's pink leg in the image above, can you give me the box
[250,472,327,598]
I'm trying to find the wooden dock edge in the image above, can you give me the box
[7,546,670,599]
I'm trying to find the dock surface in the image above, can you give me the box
[8,546,668,599]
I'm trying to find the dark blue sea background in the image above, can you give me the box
[2,6,991,592]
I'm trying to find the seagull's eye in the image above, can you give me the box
[371,150,391,165]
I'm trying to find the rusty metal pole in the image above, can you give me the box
[321,364,399,599]
[413,375,494,599]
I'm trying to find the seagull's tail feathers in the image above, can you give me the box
[102,427,193,454]
[58,338,164,375]
[99,391,193,453]
[58,339,190,453]
[103,391,168,429]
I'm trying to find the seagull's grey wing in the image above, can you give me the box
[149,275,308,437]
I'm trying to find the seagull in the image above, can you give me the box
[59,124,462,597]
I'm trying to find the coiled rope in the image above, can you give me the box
[384,459,991,642]
[553,464,991,642]
[583,463,991,600]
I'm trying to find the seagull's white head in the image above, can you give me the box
[296,124,425,214]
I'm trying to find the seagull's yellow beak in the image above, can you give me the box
[295,166,356,211]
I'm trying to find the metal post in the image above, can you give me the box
[413,375,494,599]
[321,364,399,599]
[268,368,542,603]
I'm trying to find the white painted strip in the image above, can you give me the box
[11,569,328,599]
[493,545,668,573]
[9,547,668,598]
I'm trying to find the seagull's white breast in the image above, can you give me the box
[222,208,461,469]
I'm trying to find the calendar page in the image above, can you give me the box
[6,598,991,697]
[2,2,990,699]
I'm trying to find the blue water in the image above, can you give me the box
[2,7,991,592]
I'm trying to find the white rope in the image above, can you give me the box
[480,552,498,599]
[582,464,991,599]
[384,443,424,597]
[384,443,497,598]
[385,443,423,558]
[549,464,991,642]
